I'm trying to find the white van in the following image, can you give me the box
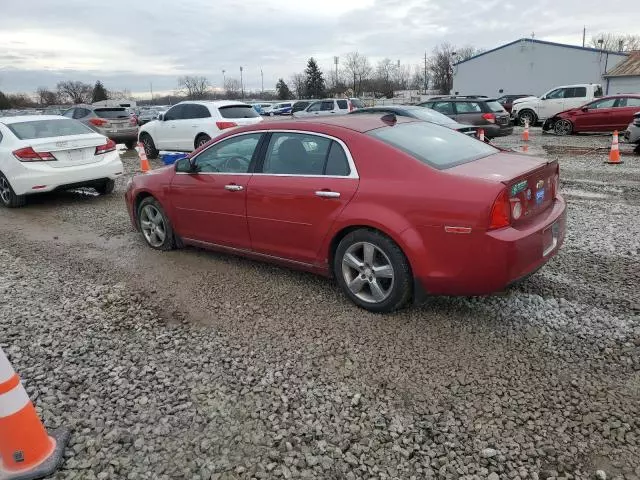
[511,84,603,126]
[92,99,137,108]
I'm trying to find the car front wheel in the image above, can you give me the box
[554,119,573,136]
[137,197,176,251]
[518,110,537,126]
[140,133,159,159]
[0,173,26,208]
[334,229,412,313]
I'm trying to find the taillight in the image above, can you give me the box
[489,189,510,229]
[13,147,56,162]
[89,118,108,127]
[349,101,354,112]
[482,113,496,123]
[216,121,238,130]
[95,139,117,155]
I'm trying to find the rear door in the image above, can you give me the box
[564,87,588,110]
[613,97,640,130]
[452,101,483,125]
[430,101,456,119]
[317,100,337,117]
[246,132,359,265]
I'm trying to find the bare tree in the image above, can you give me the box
[590,33,640,52]
[224,78,242,99]
[36,87,58,106]
[455,45,483,61]
[393,64,411,90]
[56,81,92,104]
[410,64,428,90]
[178,75,211,99]
[344,52,372,96]
[428,43,456,94]
[290,73,306,99]
[375,58,396,97]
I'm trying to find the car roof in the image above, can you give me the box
[429,97,497,102]
[177,100,251,107]
[0,115,68,125]
[249,113,417,133]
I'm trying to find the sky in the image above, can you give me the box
[0,0,637,98]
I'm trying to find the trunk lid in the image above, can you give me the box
[30,134,109,167]
[449,152,558,222]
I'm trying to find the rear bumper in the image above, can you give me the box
[484,124,513,138]
[410,195,566,296]
[8,151,123,195]
[625,124,640,143]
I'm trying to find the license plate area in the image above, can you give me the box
[543,221,559,256]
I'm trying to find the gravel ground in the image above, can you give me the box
[0,131,639,480]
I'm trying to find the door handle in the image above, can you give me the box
[225,184,244,192]
[315,190,340,198]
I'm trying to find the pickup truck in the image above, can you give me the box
[511,84,603,126]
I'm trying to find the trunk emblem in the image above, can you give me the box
[55,141,68,148]
[536,180,544,189]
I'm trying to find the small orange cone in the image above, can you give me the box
[477,128,485,142]
[137,142,151,173]
[605,130,623,164]
[521,144,529,153]
[0,347,69,479]
[522,120,530,142]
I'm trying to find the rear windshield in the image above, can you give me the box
[351,98,365,108]
[486,101,506,113]
[409,108,457,125]
[94,108,129,119]
[367,122,498,169]
[7,119,93,140]
[218,105,260,119]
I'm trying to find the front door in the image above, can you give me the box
[246,132,359,265]
[154,104,185,150]
[169,133,263,248]
[613,97,640,130]
[575,97,617,131]
[538,88,566,119]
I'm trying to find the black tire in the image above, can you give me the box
[554,119,573,136]
[140,133,159,159]
[195,134,211,149]
[125,140,136,150]
[333,229,412,313]
[634,144,640,155]
[95,179,115,195]
[0,173,26,208]
[137,197,176,251]
[518,110,537,127]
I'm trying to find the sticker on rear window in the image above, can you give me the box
[536,189,545,204]
[511,180,527,196]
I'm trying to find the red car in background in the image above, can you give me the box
[543,95,640,135]
[126,115,566,312]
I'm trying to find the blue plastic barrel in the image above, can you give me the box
[161,153,188,165]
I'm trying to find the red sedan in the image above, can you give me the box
[125,115,566,312]
[543,94,640,135]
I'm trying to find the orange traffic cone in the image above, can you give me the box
[137,142,151,173]
[477,128,485,142]
[606,130,623,164]
[0,347,69,479]
[521,144,529,153]
[522,120,530,142]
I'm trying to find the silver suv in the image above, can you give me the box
[293,98,356,118]
[63,105,138,149]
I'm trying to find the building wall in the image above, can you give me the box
[606,76,640,94]
[452,40,628,97]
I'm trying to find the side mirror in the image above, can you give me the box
[175,157,194,173]
[158,113,165,121]
[581,106,589,112]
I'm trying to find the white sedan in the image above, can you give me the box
[0,115,123,207]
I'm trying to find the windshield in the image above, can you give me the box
[218,105,260,119]
[367,122,498,169]
[409,108,457,125]
[7,119,93,140]
[94,108,129,119]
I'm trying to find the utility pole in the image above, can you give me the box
[582,26,586,47]
[150,82,153,103]
[222,69,226,90]
[240,66,244,99]
[260,68,264,94]
[334,56,339,90]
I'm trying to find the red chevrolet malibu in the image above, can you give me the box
[125,115,566,312]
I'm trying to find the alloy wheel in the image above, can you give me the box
[341,241,395,304]
[140,204,167,247]
[0,177,11,205]
[554,120,572,136]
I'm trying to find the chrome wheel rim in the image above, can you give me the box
[140,205,166,247]
[0,177,11,205]
[341,242,395,304]
[142,137,154,155]
[555,120,572,136]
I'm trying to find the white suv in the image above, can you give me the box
[511,84,603,126]
[138,101,263,158]
[292,99,355,118]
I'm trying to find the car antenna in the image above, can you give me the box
[381,113,397,125]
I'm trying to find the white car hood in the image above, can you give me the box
[513,96,539,105]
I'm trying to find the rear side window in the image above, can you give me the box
[218,105,259,119]
[350,98,365,108]
[623,98,640,107]
[73,108,90,119]
[565,87,587,98]
[325,141,350,176]
[594,85,603,97]
[455,102,482,114]
[7,119,93,140]
[431,102,454,115]
[94,108,129,119]
[184,104,211,119]
[62,109,74,118]
[368,122,498,169]
[320,101,335,111]
[337,100,348,110]
[486,101,506,113]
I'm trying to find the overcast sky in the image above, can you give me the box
[0,0,636,97]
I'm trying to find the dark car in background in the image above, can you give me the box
[63,104,138,149]
[496,94,533,113]
[349,105,482,139]
[417,97,513,138]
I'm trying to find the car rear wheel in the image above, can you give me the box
[95,179,115,195]
[195,134,211,149]
[334,229,412,313]
[0,173,26,208]
[140,133,159,159]
[518,110,537,126]
[554,119,573,136]
[137,197,175,251]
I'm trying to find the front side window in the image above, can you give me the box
[262,133,350,176]
[307,102,322,112]
[164,105,184,121]
[193,133,261,173]
[589,98,617,109]
[545,88,565,100]
[368,122,498,169]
